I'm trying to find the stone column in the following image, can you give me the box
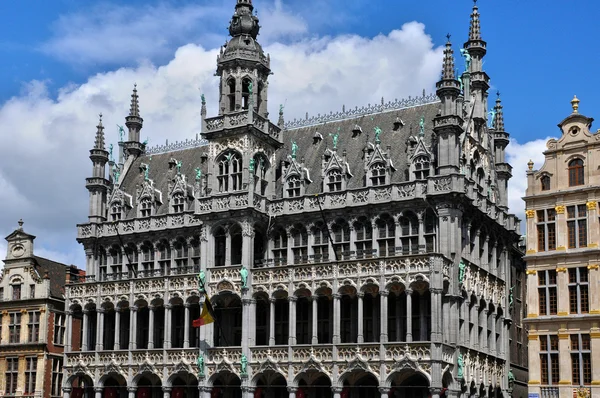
[96,308,104,351]
[311,296,318,344]
[148,306,155,349]
[288,296,297,346]
[269,298,276,346]
[332,387,342,398]
[558,330,571,385]
[417,212,425,254]
[114,308,121,350]
[164,304,172,349]
[471,303,479,349]
[130,306,137,350]
[94,387,103,398]
[248,299,257,347]
[184,303,191,348]
[591,326,600,385]
[287,386,297,398]
[162,387,171,398]
[65,311,73,352]
[357,292,364,343]
[379,387,390,398]
[127,387,136,398]
[489,310,496,354]
[333,293,341,344]
[63,387,72,398]
[406,290,413,342]
[82,309,89,351]
[380,290,389,343]
[430,288,442,343]
[480,307,488,349]
[241,296,250,348]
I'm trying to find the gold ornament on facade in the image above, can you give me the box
[556,267,567,273]
[554,205,565,214]
[525,269,537,275]
[588,264,599,270]
[526,249,536,255]
[586,201,597,210]
[525,209,535,218]
[527,159,534,171]
[571,95,580,113]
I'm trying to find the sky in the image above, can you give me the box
[1,0,599,268]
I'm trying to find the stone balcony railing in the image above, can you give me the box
[204,110,281,141]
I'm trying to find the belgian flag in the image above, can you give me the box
[192,298,214,327]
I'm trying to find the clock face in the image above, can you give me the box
[11,245,25,258]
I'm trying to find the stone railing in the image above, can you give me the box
[145,136,209,155]
[204,110,281,141]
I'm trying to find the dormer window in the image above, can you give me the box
[541,175,551,191]
[568,159,584,187]
[414,156,430,180]
[287,175,301,198]
[172,192,185,213]
[217,151,243,193]
[327,169,343,192]
[110,202,123,221]
[140,197,152,217]
[370,162,386,186]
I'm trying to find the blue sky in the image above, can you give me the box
[0,0,599,267]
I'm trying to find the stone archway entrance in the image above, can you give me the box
[254,372,287,398]
[102,374,127,398]
[296,373,332,398]
[341,372,379,398]
[171,373,199,398]
[211,372,242,398]
[69,374,94,398]
[390,373,429,398]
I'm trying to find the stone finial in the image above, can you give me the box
[129,84,140,117]
[469,1,482,41]
[494,92,505,131]
[527,159,534,171]
[442,35,456,80]
[94,113,105,150]
[17,219,24,230]
[571,95,580,114]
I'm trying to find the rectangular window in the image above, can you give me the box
[569,267,589,314]
[536,209,556,251]
[28,311,40,342]
[54,313,66,345]
[9,313,21,343]
[567,205,587,248]
[0,287,3,301]
[538,270,557,315]
[571,334,592,385]
[29,284,35,298]
[540,335,560,385]
[24,357,37,394]
[51,358,63,397]
[12,284,21,300]
[5,358,18,394]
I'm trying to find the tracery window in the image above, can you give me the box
[291,225,308,264]
[190,239,201,268]
[173,239,188,269]
[287,175,301,198]
[110,202,122,221]
[370,162,386,186]
[98,248,108,280]
[214,227,226,267]
[424,209,436,252]
[141,242,154,273]
[331,219,350,260]
[157,241,171,274]
[227,79,236,112]
[354,217,373,259]
[217,152,243,193]
[326,169,343,192]
[172,192,185,213]
[540,175,551,191]
[399,212,419,255]
[568,158,584,187]
[311,222,329,261]
[242,78,252,110]
[377,214,395,257]
[109,246,123,276]
[272,228,288,266]
[140,197,152,217]
[413,156,430,180]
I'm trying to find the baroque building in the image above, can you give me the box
[64,1,525,397]
[524,97,600,398]
[1,220,82,398]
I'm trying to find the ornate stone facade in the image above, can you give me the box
[64,1,525,398]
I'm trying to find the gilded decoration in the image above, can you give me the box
[587,201,597,210]
[554,205,565,214]
[525,209,535,218]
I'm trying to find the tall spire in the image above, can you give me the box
[129,84,140,117]
[94,113,105,150]
[469,1,482,41]
[124,84,144,157]
[494,92,505,131]
[442,34,455,80]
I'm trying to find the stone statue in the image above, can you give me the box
[458,260,466,284]
[198,270,206,292]
[240,354,248,376]
[374,126,382,144]
[509,285,514,308]
[419,116,425,136]
[112,165,120,183]
[248,82,253,96]
[176,161,182,174]
[143,137,149,146]
[488,108,497,128]
[249,158,255,173]
[291,141,298,159]
[457,73,464,92]
[195,167,202,181]
[459,48,471,72]
[457,354,464,379]
[507,369,515,387]
[240,266,249,288]
[197,355,205,376]
[117,125,125,142]
[201,93,206,103]
[279,104,284,114]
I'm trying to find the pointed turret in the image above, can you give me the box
[434,35,462,175]
[86,113,110,223]
[123,84,145,158]
[277,104,285,129]
[492,92,511,210]
[468,1,482,42]
[201,93,207,133]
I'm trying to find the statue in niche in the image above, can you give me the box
[458,260,466,284]
[112,165,120,183]
[240,354,248,376]
[144,165,150,181]
[509,285,514,308]
[459,48,471,72]
[240,266,249,288]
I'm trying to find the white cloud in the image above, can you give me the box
[257,0,308,42]
[506,137,553,223]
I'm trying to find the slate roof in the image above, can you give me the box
[33,256,69,299]
[117,100,441,216]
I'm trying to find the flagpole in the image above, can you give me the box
[196,272,229,347]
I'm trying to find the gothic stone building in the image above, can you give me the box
[64,1,525,397]
[524,97,600,398]
[1,221,82,398]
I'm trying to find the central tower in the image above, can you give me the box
[217,0,271,117]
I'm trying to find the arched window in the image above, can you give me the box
[172,192,185,213]
[377,214,396,257]
[331,219,350,260]
[230,224,243,265]
[252,154,269,196]
[271,228,288,266]
[477,168,486,192]
[242,78,252,110]
[568,159,584,187]
[227,79,236,112]
[214,227,226,267]
[541,175,551,191]
[111,202,122,221]
[141,242,154,273]
[157,241,171,275]
[217,152,243,193]
[424,209,437,252]
[140,198,152,217]
[413,156,430,180]
[370,162,386,186]
[291,225,308,264]
[400,212,419,255]
[327,169,343,192]
[287,175,301,198]
[173,239,188,270]
[98,247,108,280]
[109,246,123,276]
[311,222,329,261]
[354,217,373,259]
